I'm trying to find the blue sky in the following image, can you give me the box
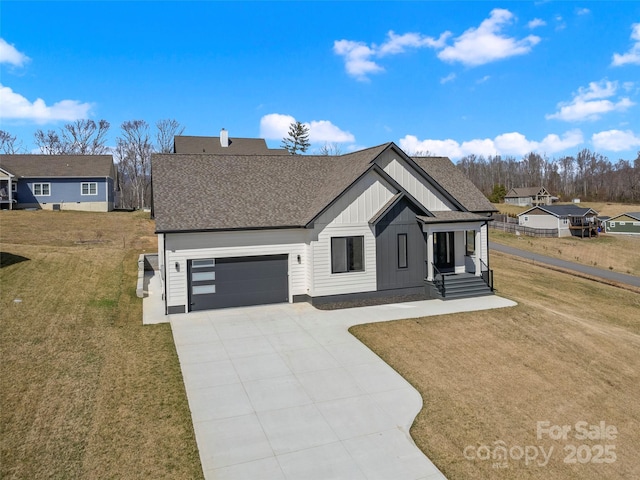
[1,1,639,161]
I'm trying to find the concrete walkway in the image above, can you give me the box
[490,242,640,288]
[144,279,516,479]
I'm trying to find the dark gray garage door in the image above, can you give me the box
[188,255,289,311]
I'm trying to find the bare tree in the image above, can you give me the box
[0,130,24,154]
[34,129,65,154]
[35,119,110,154]
[61,119,110,154]
[319,142,342,156]
[115,120,153,209]
[156,119,185,153]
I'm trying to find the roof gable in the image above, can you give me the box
[608,212,640,222]
[410,156,496,212]
[505,187,550,198]
[0,155,115,179]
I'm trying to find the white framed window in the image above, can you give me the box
[81,182,98,195]
[619,222,626,226]
[11,182,17,193]
[524,216,529,222]
[331,236,364,273]
[609,222,615,228]
[33,183,50,196]
[465,230,476,256]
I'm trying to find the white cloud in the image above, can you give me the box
[399,129,583,159]
[259,113,296,139]
[440,73,456,84]
[260,114,354,144]
[335,9,540,79]
[306,120,355,143]
[333,30,450,81]
[477,75,491,84]
[0,84,92,123]
[333,40,383,81]
[576,8,591,16]
[377,30,451,56]
[437,9,541,66]
[0,38,30,67]
[546,80,635,122]
[592,129,640,152]
[612,23,640,66]
[528,18,546,29]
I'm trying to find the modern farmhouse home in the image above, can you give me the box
[151,142,497,314]
[0,154,116,212]
[504,186,553,206]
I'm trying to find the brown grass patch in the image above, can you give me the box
[351,253,640,479]
[0,211,203,479]
[490,229,640,276]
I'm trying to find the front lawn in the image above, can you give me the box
[351,253,640,480]
[0,210,203,479]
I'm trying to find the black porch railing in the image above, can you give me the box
[480,258,494,291]
[431,262,445,297]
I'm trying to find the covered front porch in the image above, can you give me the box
[0,170,16,210]
[417,212,494,299]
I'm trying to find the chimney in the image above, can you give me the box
[220,128,229,147]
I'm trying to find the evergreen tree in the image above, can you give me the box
[281,121,310,155]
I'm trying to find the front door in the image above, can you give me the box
[434,231,455,273]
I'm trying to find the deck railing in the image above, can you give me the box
[480,259,494,291]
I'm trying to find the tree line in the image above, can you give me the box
[0,119,184,209]
[454,150,640,204]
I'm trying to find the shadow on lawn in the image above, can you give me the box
[0,252,30,268]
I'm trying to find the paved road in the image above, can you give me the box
[490,242,640,288]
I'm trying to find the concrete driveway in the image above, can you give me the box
[145,279,516,479]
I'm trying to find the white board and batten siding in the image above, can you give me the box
[376,151,456,212]
[309,170,396,297]
[163,229,309,311]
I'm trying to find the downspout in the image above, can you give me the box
[485,220,490,270]
[162,233,168,315]
[8,175,13,210]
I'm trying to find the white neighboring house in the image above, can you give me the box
[517,205,599,238]
[151,141,497,314]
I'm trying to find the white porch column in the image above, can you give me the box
[475,228,482,276]
[426,230,434,281]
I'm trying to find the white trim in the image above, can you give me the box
[33,182,51,196]
[81,182,98,195]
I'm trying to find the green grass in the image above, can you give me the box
[0,210,203,479]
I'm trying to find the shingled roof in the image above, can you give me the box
[412,157,496,213]
[152,144,390,232]
[0,155,115,178]
[519,205,598,217]
[152,143,496,233]
[174,136,288,155]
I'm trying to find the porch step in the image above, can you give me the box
[429,273,493,300]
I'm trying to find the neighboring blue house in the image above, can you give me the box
[0,155,116,212]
